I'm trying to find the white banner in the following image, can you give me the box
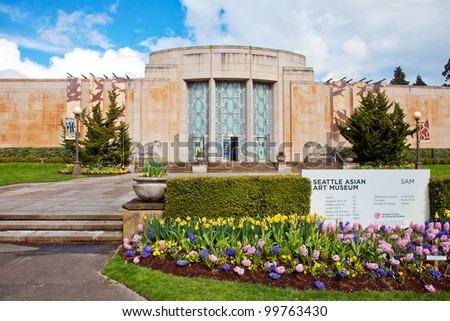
[302,169,430,227]
[1,301,447,320]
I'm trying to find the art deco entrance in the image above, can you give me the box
[216,81,246,161]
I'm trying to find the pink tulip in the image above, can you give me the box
[137,224,144,232]
[332,255,340,262]
[389,258,400,267]
[159,240,165,250]
[416,246,424,256]
[133,256,140,264]
[241,259,252,267]
[234,266,245,276]
[275,266,286,274]
[300,245,308,256]
[425,284,436,293]
[257,239,265,248]
[312,250,320,260]
[209,254,218,263]
[444,222,449,231]
[295,264,304,273]
[405,253,414,262]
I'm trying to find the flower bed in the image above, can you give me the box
[59,164,129,175]
[121,214,450,293]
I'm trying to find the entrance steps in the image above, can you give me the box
[166,161,341,173]
[0,213,123,244]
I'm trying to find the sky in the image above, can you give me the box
[0,0,449,85]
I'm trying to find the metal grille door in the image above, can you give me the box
[253,83,272,161]
[187,82,209,161]
[216,82,246,160]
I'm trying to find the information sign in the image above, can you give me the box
[302,169,430,227]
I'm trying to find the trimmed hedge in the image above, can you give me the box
[341,147,450,164]
[165,175,311,219]
[0,147,72,163]
[429,176,450,218]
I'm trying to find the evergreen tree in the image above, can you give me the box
[80,89,132,166]
[390,66,410,85]
[413,74,427,86]
[335,90,415,165]
[443,58,450,86]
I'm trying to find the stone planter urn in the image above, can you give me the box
[132,177,167,202]
[196,156,205,163]
[276,155,286,162]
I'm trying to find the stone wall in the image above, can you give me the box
[0,46,448,161]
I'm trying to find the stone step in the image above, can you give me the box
[0,230,122,244]
[0,213,123,221]
[0,220,122,231]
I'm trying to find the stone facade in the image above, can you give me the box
[0,45,449,162]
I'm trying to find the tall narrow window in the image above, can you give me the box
[187,82,209,161]
[253,82,272,161]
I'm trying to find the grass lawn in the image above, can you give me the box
[0,162,81,186]
[102,256,450,301]
[423,164,450,176]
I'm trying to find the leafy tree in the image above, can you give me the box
[80,89,131,166]
[443,58,450,86]
[413,74,427,86]
[335,90,415,165]
[390,66,409,85]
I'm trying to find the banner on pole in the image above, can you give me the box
[65,117,76,140]
[420,119,430,142]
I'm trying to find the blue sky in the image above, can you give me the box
[0,0,449,85]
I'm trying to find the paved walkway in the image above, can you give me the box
[0,174,137,216]
[0,174,142,300]
[0,171,290,301]
[0,172,289,216]
[0,243,144,300]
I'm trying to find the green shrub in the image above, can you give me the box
[405,148,450,164]
[0,147,72,163]
[429,176,450,220]
[165,175,311,219]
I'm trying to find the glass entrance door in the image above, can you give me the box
[216,81,246,161]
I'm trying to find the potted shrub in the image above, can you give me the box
[276,151,286,162]
[196,150,205,163]
[132,158,167,202]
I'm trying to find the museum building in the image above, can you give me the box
[0,45,449,165]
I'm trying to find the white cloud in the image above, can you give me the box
[178,0,450,85]
[342,36,368,61]
[0,38,146,78]
[0,39,50,78]
[108,0,121,14]
[139,36,194,52]
[0,4,27,22]
[0,0,449,85]
[37,9,113,50]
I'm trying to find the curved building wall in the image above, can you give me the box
[0,45,449,164]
